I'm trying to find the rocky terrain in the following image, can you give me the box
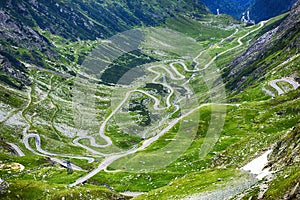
[225,0,300,92]
[249,0,297,22]
[201,0,255,19]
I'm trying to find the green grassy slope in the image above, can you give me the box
[0,1,299,200]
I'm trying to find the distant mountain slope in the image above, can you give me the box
[201,0,296,22]
[0,0,208,89]
[200,0,255,19]
[0,0,208,41]
[249,0,297,22]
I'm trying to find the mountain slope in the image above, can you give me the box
[0,0,299,200]
[249,0,297,22]
[132,2,300,198]
[0,0,208,89]
[201,0,255,19]
[0,0,208,41]
[201,0,296,22]
[225,0,300,92]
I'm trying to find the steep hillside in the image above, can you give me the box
[0,0,208,41]
[202,0,296,22]
[249,0,297,22]
[264,124,300,199]
[201,0,254,19]
[0,0,208,90]
[225,0,300,93]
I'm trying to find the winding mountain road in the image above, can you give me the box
[6,142,25,157]
[73,24,263,152]
[70,102,238,187]
[269,78,299,95]
[68,22,268,187]
[77,62,185,150]
[203,21,266,71]
[23,134,92,171]
[192,29,239,71]
[10,21,267,187]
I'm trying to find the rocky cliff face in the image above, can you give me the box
[249,0,297,22]
[225,0,300,92]
[0,1,53,88]
[0,7,53,88]
[268,124,300,171]
[253,124,300,200]
[200,0,254,19]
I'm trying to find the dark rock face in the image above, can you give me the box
[0,8,52,88]
[268,125,300,171]
[225,0,300,91]
[0,9,49,51]
[284,182,300,200]
[0,54,29,88]
[249,0,297,22]
[201,0,255,19]
[0,178,10,195]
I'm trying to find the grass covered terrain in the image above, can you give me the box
[0,180,128,200]
[0,6,299,200]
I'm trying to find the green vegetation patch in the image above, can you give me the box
[101,50,157,84]
[0,180,127,200]
[165,15,235,42]
[134,169,250,200]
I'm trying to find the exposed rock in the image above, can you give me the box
[228,27,279,77]
[267,125,300,171]
[249,0,297,22]
[0,9,51,52]
[284,182,300,200]
[226,0,300,91]
[0,178,9,194]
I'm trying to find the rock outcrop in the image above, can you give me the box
[226,0,300,91]
[268,124,300,171]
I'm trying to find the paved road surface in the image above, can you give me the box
[202,21,266,71]
[6,142,25,156]
[269,78,299,95]
[23,134,93,171]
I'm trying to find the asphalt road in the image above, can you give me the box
[6,142,25,156]
[269,78,299,95]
